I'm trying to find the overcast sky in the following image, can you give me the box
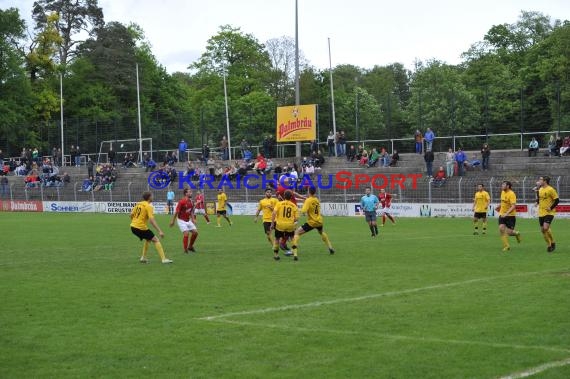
[3,0,569,73]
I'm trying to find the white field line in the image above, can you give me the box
[498,357,570,378]
[207,318,570,354]
[198,268,567,321]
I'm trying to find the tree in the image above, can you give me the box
[32,0,104,68]
[0,8,34,151]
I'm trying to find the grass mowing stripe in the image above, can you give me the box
[206,319,570,354]
[198,267,568,321]
[498,356,570,378]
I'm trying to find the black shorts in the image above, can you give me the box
[131,227,155,241]
[539,215,554,227]
[364,211,377,222]
[275,229,295,240]
[498,216,516,230]
[301,223,323,233]
[474,212,487,219]
[263,221,272,234]
[217,210,226,216]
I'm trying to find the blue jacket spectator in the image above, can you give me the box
[455,148,466,176]
[178,140,187,162]
[424,128,435,151]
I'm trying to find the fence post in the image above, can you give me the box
[522,176,527,203]
[10,183,14,201]
[56,186,60,201]
[128,182,132,202]
[556,176,561,197]
[40,184,44,201]
[109,188,113,202]
[458,177,462,203]
[489,177,494,203]
[245,186,249,203]
[74,182,78,201]
[428,178,432,204]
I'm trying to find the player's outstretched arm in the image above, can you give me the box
[150,217,165,238]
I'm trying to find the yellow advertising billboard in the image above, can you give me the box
[276,104,316,142]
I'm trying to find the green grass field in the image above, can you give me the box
[1,213,569,378]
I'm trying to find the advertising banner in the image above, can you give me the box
[0,200,43,212]
[276,104,316,142]
[43,202,96,212]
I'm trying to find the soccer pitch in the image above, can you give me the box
[1,213,569,378]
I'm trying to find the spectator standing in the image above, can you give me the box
[424,128,435,152]
[87,158,95,178]
[389,150,400,167]
[528,137,539,157]
[108,147,116,166]
[414,130,423,154]
[178,139,187,162]
[455,148,467,176]
[240,139,251,159]
[51,147,57,165]
[75,146,81,167]
[481,143,490,170]
[310,139,319,154]
[338,131,347,156]
[327,131,335,157]
[202,144,210,161]
[0,176,8,197]
[262,136,271,158]
[220,136,229,160]
[424,149,434,177]
[445,148,455,178]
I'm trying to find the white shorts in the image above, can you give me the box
[380,206,392,214]
[195,208,205,215]
[177,218,197,232]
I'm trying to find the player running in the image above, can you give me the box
[130,191,173,264]
[254,188,279,246]
[194,190,210,224]
[378,188,396,226]
[216,188,232,227]
[169,188,199,253]
[497,181,521,252]
[536,176,559,252]
[292,186,335,260]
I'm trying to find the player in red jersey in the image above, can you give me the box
[379,188,396,226]
[169,188,199,253]
[194,190,210,224]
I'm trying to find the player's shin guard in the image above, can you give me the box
[374,225,378,235]
[321,232,332,249]
[542,231,551,245]
[183,234,189,250]
[154,241,166,260]
[482,221,487,232]
[369,225,375,235]
[546,229,555,244]
[473,219,479,231]
[388,214,395,223]
[142,240,150,258]
[204,214,210,223]
[500,234,509,249]
[382,214,386,225]
[292,235,299,257]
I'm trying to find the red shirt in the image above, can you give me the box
[434,170,446,180]
[276,185,297,205]
[195,194,205,209]
[379,192,392,208]
[175,198,194,222]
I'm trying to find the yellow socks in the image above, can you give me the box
[154,241,166,260]
[142,240,149,258]
[321,232,332,249]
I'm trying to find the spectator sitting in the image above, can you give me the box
[25,171,40,188]
[560,136,570,156]
[61,172,70,184]
[546,135,557,157]
[304,163,315,177]
[555,135,563,156]
[359,150,369,166]
[123,153,136,168]
[466,155,481,170]
[15,163,28,176]
[528,137,539,157]
[273,163,283,175]
[214,164,223,180]
[264,159,274,174]
[432,167,446,187]
[313,150,324,168]
[45,173,64,187]
[389,150,400,167]
[367,148,380,167]
[146,158,157,172]
[243,150,253,162]
[80,177,93,192]
[356,145,364,161]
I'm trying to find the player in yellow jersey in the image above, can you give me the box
[496,181,521,252]
[271,190,298,261]
[292,186,335,260]
[254,188,279,246]
[216,188,232,227]
[472,184,490,235]
[130,191,173,264]
[536,176,559,252]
